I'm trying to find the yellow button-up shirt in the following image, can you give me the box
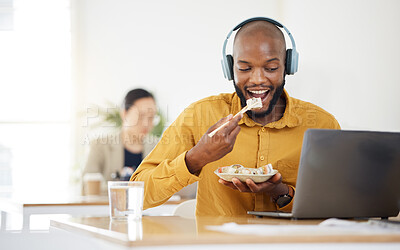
[131,90,340,216]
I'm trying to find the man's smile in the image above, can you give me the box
[245,87,272,109]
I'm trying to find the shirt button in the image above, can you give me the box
[261,127,265,132]
[260,156,265,161]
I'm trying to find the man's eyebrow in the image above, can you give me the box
[237,58,280,64]
[266,58,280,62]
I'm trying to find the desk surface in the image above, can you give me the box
[0,196,187,230]
[50,216,400,247]
[0,195,186,208]
[0,196,109,207]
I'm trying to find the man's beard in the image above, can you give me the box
[233,80,286,119]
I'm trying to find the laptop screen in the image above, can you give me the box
[291,129,400,219]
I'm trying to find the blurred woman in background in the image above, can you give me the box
[82,88,159,194]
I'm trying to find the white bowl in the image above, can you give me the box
[214,169,278,183]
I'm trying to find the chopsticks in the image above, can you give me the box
[208,97,262,137]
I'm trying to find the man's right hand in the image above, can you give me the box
[185,113,243,174]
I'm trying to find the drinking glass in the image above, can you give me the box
[108,181,144,220]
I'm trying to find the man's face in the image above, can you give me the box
[233,31,286,117]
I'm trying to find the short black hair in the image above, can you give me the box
[123,88,154,111]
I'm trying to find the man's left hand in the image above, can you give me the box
[218,172,283,194]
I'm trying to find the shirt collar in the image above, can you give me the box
[231,89,300,129]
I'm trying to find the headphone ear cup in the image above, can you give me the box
[285,49,293,75]
[226,54,234,80]
[285,48,299,75]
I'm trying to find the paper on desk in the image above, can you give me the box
[206,218,400,236]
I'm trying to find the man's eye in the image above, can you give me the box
[238,68,251,72]
[266,67,278,72]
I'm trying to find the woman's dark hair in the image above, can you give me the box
[122,88,154,111]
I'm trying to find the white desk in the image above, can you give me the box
[0,196,109,230]
[50,215,400,247]
[0,195,185,230]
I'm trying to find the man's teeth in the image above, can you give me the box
[248,90,268,94]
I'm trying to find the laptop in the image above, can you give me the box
[248,129,400,219]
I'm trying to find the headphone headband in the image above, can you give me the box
[221,17,299,80]
[233,17,283,31]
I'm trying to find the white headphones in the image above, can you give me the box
[221,17,299,80]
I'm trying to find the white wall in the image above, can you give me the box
[72,0,400,150]
[281,0,400,131]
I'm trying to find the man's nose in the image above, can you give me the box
[249,68,266,85]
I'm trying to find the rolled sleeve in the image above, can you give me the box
[174,151,201,186]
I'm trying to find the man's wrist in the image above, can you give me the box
[185,149,205,174]
[271,184,294,200]
[270,183,289,201]
[272,184,294,208]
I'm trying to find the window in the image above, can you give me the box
[0,0,71,197]
[0,0,13,31]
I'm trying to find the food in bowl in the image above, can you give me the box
[215,164,277,183]
[217,164,273,175]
